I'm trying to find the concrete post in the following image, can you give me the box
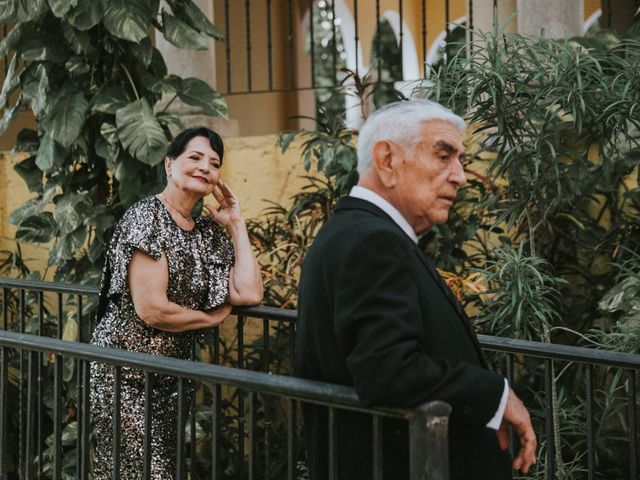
[155,0,239,137]
[517,0,584,38]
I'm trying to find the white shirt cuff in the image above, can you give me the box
[486,379,509,430]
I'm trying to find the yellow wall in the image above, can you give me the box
[0,134,312,274]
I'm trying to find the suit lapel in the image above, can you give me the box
[411,244,488,367]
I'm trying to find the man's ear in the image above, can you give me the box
[371,140,399,188]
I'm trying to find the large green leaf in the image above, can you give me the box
[178,77,228,117]
[53,192,91,234]
[48,226,87,265]
[0,53,18,109]
[162,14,208,50]
[48,0,77,18]
[0,104,19,136]
[41,92,88,148]
[16,212,57,243]
[103,0,149,43]
[169,0,224,40]
[20,36,68,63]
[67,0,106,30]
[129,37,153,67]
[13,129,39,154]
[142,73,182,95]
[36,134,67,172]
[91,86,130,114]
[115,99,167,166]
[21,64,49,117]
[0,23,23,58]
[13,155,43,192]
[62,23,93,55]
[8,187,56,225]
[1,0,47,22]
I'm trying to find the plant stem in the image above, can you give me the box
[121,64,140,101]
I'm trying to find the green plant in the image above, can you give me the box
[0,0,227,286]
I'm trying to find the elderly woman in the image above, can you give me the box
[90,127,263,479]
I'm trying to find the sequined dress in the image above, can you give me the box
[90,196,234,480]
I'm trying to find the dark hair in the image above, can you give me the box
[165,127,224,164]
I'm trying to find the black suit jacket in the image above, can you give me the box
[296,196,512,480]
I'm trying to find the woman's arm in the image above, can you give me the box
[129,250,232,332]
[205,180,263,306]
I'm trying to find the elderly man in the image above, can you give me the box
[296,100,536,480]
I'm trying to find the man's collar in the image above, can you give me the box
[349,186,419,244]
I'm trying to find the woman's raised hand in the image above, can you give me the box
[204,180,244,228]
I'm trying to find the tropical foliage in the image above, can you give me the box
[0,0,227,285]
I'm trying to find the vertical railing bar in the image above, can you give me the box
[262,318,270,372]
[376,0,382,82]
[445,0,451,44]
[328,406,337,480]
[506,353,516,454]
[177,377,186,480]
[354,0,359,78]
[468,0,474,52]
[57,293,63,339]
[309,0,316,89]
[143,372,152,480]
[53,351,63,480]
[25,350,37,479]
[287,0,295,89]
[0,346,8,479]
[287,398,296,480]
[1,287,8,330]
[37,291,44,478]
[190,384,197,480]
[545,359,555,480]
[237,315,246,478]
[248,392,256,480]
[77,294,83,342]
[628,369,637,480]
[76,298,83,480]
[421,0,427,77]
[288,323,295,376]
[112,366,121,480]
[607,0,612,29]
[245,0,253,92]
[81,360,90,480]
[224,0,232,93]
[211,382,221,480]
[331,0,338,87]
[266,0,273,90]
[264,392,272,480]
[398,0,404,78]
[372,415,383,480]
[586,364,595,480]
[19,289,25,480]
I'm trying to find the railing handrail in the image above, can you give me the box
[0,329,443,420]
[2,277,640,369]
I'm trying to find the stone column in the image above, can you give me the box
[517,0,584,38]
[155,0,239,137]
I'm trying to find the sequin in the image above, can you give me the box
[90,196,234,479]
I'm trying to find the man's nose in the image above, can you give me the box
[450,158,467,186]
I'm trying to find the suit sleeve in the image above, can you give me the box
[334,229,504,427]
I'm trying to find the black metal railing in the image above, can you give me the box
[0,329,450,480]
[1,277,640,479]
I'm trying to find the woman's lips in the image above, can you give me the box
[192,176,209,183]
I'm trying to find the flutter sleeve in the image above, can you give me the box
[200,217,235,310]
[106,200,165,299]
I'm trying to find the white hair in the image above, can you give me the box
[356,99,466,176]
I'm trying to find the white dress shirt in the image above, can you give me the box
[349,185,509,429]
